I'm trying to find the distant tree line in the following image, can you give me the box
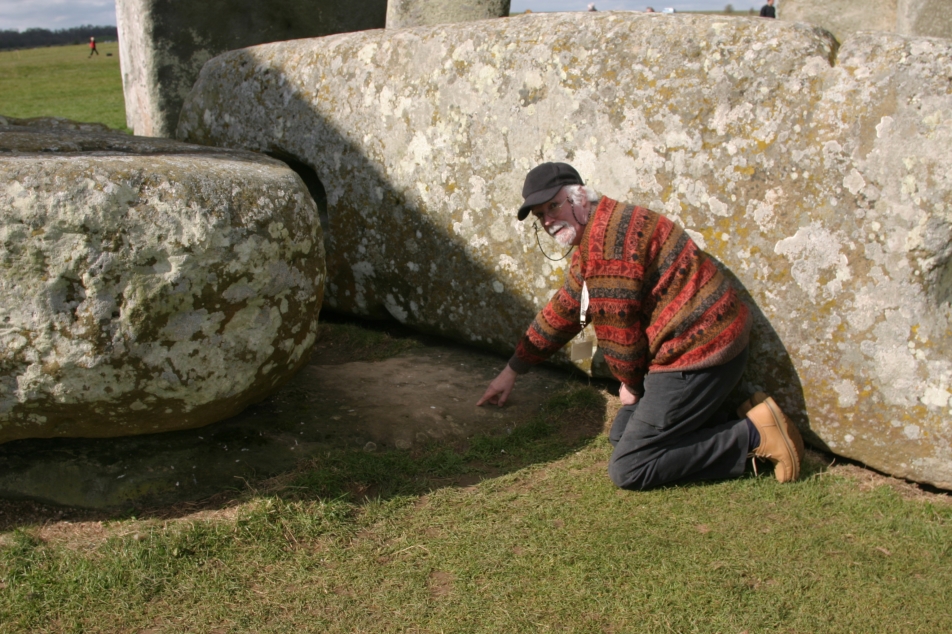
[0,25,118,51]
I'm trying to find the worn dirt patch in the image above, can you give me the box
[818,459,952,504]
[428,570,455,598]
[0,323,598,520]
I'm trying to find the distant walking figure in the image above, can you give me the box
[89,37,99,57]
[760,0,776,18]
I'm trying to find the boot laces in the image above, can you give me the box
[747,451,773,477]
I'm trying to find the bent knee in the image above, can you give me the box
[608,454,656,491]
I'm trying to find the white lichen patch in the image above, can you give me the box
[833,379,858,408]
[774,223,852,301]
[685,229,707,251]
[921,385,952,409]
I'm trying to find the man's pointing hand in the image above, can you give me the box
[477,365,518,407]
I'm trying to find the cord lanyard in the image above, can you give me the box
[580,281,590,327]
[571,281,594,362]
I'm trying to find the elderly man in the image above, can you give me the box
[477,162,804,489]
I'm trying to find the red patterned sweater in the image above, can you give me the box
[509,197,751,391]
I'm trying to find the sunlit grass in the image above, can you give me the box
[3,425,951,633]
[0,42,128,132]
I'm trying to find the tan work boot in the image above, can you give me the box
[744,395,804,483]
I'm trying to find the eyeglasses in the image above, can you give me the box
[531,196,574,220]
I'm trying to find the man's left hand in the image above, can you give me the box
[619,383,639,406]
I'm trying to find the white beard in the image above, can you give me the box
[547,221,577,246]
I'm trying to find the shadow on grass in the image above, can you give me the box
[269,386,607,507]
[0,316,611,531]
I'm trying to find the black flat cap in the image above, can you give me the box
[517,162,584,220]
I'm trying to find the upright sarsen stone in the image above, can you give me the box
[386,0,510,29]
[780,0,952,42]
[899,0,952,39]
[0,117,325,442]
[177,13,952,488]
[116,0,388,137]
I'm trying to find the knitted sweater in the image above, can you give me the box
[509,197,751,391]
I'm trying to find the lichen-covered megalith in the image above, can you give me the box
[115,0,388,137]
[0,116,325,443]
[386,0,510,29]
[780,0,952,42]
[177,12,952,489]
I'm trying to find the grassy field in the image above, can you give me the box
[2,40,952,633]
[0,41,128,132]
[1,324,950,633]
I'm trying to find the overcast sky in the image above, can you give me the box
[0,0,771,31]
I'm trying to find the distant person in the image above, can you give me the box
[645,6,655,11]
[88,37,99,57]
[588,3,597,10]
[760,0,776,18]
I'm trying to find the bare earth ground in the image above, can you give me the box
[0,322,603,535]
[0,321,948,547]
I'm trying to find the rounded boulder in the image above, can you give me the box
[0,117,325,442]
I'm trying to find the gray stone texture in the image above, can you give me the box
[177,12,952,489]
[0,116,114,134]
[386,0,510,29]
[115,0,388,138]
[779,0,952,42]
[898,0,952,39]
[0,117,325,443]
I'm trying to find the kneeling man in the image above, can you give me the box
[477,162,804,489]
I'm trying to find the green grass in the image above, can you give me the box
[2,415,950,633]
[0,42,128,132]
[313,318,424,363]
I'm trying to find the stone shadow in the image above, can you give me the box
[718,267,816,448]
[0,317,608,523]
[1,69,612,518]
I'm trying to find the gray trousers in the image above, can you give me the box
[608,346,750,490]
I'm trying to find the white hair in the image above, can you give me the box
[564,184,600,207]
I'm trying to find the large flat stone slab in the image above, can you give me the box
[176,12,952,488]
[0,117,325,443]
